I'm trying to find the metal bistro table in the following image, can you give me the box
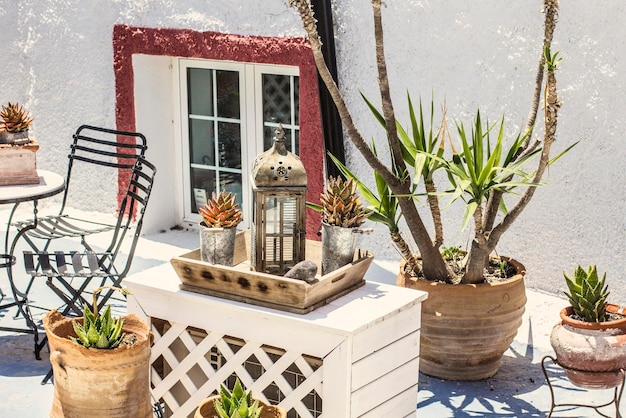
[0,169,64,356]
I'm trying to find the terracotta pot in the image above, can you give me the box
[43,310,152,418]
[397,257,527,380]
[550,304,626,389]
[195,395,287,418]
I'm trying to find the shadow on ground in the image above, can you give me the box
[418,346,546,417]
[0,333,50,377]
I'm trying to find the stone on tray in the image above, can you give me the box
[284,260,318,283]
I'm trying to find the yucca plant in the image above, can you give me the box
[563,265,610,322]
[0,102,33,133]
[309,176,370,228]
[69,285,131,349]
[289,0,571,285]
[214,378,263,418]
[200,191,243,228]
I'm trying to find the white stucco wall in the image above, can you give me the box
[1,1,624,301]
[331,1,626,301]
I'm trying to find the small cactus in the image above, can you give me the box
[564,265,610,322]
[320,176,370,228]
[0,102,33,133]
[199,191,243,228]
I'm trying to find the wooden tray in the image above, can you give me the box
[171,230,373,314]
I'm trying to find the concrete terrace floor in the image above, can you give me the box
[0,224,624,417]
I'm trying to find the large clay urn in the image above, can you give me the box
[550,304,626,389]
[397,258,527,380]
[43,310,152,418]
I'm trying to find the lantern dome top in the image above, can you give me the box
[251,124,307,188]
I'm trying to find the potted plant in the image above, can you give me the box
[0,102,33,145]
[309,176,371,274]
[289,0,573,379]
[550,265,626,389]
[199,190,243,266]
[0,101,39,185]
[43,286,152,418]
[195,378,286,418]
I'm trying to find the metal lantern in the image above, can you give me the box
[250,124,307,275]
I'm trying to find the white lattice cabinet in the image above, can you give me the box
[124,262,427,418]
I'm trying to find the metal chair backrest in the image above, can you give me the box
[59,124,148,215]
[111,156,156,279]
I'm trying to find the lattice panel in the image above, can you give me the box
[150,318,324,418]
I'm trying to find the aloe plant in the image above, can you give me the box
[308,176,370,228]
[69,286,131,349]
[564,265,609,322]
[214,378,263,418]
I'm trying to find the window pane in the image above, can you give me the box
[216,70,240,119]
[263,125,297,153]
[190,167,216,213]
[220,172,243,207]
[263,74,291,124]
[263,126,273,151]
[218,122,241,169]
[188,68,213,116]
[189,119,214,166]
[294,77,299,125]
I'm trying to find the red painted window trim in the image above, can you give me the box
[112,25,323,238]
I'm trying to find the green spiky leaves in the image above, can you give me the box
[564,265,610,322]
[0,102,33,133]
[314,176,371,228]
[200,191,243,228]
[213,378,263,418]
[70,305,125,349]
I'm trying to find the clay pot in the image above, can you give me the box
[195,395,287,418]
[550,304,626,389]
[43,310,152,418]
[397,257,527,380]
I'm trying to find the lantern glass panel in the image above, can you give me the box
[252,189,306,275]
[263,194,297,274]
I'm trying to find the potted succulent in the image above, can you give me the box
[309,176,371,274]
[289,0,573,379]
[550,265,626,389]
[43,286,152,418]
[0,101,39,185]
[199,190,243,266]
[195,378,286,418]
[0,102,33,145]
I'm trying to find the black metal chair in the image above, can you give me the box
[6,125,156,364]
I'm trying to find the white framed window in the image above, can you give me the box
[178,59,299,228]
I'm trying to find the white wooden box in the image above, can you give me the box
[124,262,427,418]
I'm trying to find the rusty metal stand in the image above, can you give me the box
[542,355,625,417]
